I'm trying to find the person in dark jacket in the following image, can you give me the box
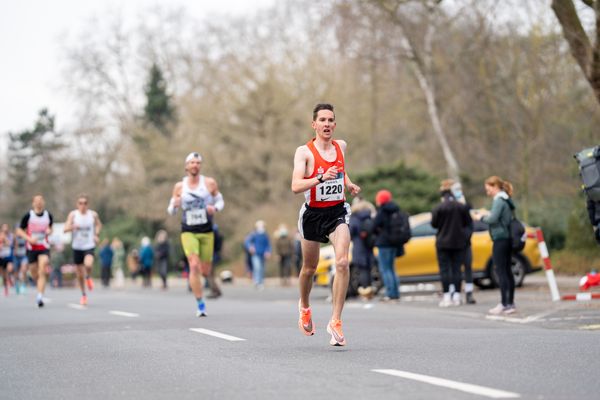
[373,190,404,301]
[99,239,114,288]
[587,198,600,244]
[275,224,294,286]
[139,237,154,288]
[349,197,376,299]
[431,180,472,307]
[475,176,517,315]
[154,230,170,289]
[451,181,476,304]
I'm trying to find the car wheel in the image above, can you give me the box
[474,277,494,290]
[511,254,529,287]
[488,254,528,288]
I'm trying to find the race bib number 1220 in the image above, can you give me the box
[316,173,344,202]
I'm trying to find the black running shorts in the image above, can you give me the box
[73,248,95,265]
[298,202,351,243]
[27,249,50,264]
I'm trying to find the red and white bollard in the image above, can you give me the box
[536,229,561,301]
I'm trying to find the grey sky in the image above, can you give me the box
[0,0,273,139]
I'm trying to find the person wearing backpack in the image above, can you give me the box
[451,182,476,304]
[431,180,472,307]
[587,199,600,244]
[373,190,410,302]
[475,176,517,315]
[349,196,376,299]
[575,146,600,244]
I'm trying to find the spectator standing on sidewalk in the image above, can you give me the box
[275,224,294,286]
[349,196,376,299]
[475,176,518,315]
[99,239,114,288]
[244,220,271,290]
[373,190,409,302]
[139,237,154,288]
[111,237,125,288]
[451,182,476,304]
[587,199,600,244]
[431,179,472,307]
[154,230,170,290]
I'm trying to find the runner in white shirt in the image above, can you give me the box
[64,194,102,305]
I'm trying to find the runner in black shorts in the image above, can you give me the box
[16,195,53,307]
[64,194,102,306]
[291,103,360,346]
[298,202,351,244]
[0,229,11,296]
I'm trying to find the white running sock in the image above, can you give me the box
[465,283,474,293]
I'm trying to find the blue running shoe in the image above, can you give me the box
[196,301,207,317]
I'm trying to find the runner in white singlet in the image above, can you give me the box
[64,194,102,305]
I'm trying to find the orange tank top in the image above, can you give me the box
[304,139,345,208]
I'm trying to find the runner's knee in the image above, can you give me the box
[335,256,349,271]
[301,264,317,275]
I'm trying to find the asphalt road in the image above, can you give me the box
[1,276,599,400]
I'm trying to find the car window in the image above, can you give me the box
[411,222,437,237]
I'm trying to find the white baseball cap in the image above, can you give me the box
[185,152,203,163]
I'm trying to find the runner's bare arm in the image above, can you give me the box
[167,182,183,215]
[291,146,320,194]
[63,211,76,233]
[93,211,102,242]
[344,172,361,196]
[337,140,361,196]
[205,177,224,215]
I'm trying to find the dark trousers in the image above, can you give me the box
[157,259,168,288]
[358,264,372,289]
[436,248,464,294]
[492,239,515,306]
[279,255,292,278]
[101,265,111,287]
[463,245,473,284]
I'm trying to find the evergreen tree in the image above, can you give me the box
[353,162,441,215]
[7,109,64,217]
[143,63,175,135]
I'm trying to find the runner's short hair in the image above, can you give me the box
[313,103,335,121]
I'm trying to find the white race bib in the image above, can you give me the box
[186,209,208,226]
[316,173,345,202]
[32,231,46,242]
[0,246,11,257]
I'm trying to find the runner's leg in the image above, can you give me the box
[299,240,319,308]
[188,254,203,299]
[76,264,86,296]
[37,254,49,295]
[329,223,350,321]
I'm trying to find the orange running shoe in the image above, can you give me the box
[80,294,88,306]
[86,278,94,291]
[327,319,346,346]
[298,300,315,336]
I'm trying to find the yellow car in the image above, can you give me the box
[315,212,544,296]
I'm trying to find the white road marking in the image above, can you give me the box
[372,369,520,399]
[189,328,246,342]
[109,310,140,318]
[67,303,86,310]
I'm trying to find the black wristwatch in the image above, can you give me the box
[316,173,324,183]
